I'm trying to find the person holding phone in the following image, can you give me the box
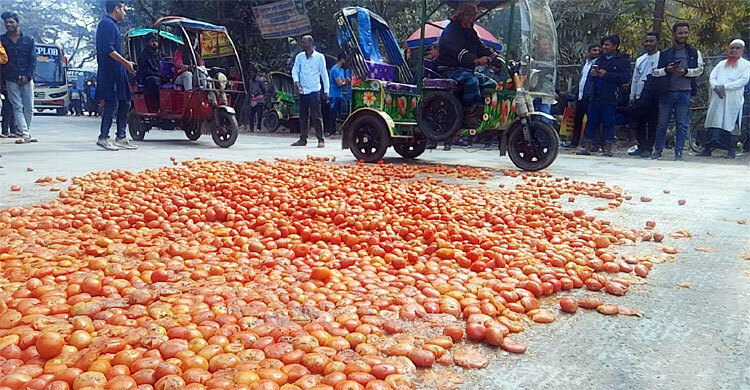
[576,34,631,157]
[650,22,704,161]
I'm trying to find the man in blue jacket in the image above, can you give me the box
[95,0,138,151]
[577,34,631,157]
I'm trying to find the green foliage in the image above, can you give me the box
[3,0,101,67]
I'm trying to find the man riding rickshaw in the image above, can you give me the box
[437,2,498,127]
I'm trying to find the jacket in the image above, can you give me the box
[652,44,703,96]
[582,51,631,106]
[437,19,493,70]
[0,32,36,82]
[95,15,130,101]
[570,58,595,101]
[136,47,160,83]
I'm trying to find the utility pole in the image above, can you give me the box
[652,0,666,34]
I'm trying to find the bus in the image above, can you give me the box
[67,68,96,91]
[33,43,68,115]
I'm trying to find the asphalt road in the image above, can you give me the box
[1,115,749,390]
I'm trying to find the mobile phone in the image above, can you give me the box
[592,65,600,70]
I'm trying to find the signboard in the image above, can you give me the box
[252,0,312,40]
[559,107,586,138]
[200,31,235,59]
[36,46,60,57]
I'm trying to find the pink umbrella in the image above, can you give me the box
[406,20,503,51]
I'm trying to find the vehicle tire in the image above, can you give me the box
[393,139,427,159]
[212,110,239,148]
[127,108,147,141]
[182,119,201,140]
[417,91,462,141]
[263,110,280,132]
[507,118,559,171]
[56,107,67,116]
[347,114,390,163]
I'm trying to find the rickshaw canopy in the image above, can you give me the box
[334,7,413,83]
[155,17,227,32]
[126,28,184,45]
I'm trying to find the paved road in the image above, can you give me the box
[1,115,749,389]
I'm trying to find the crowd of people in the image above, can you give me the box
[1,1,749,160]
[567,23,749,160]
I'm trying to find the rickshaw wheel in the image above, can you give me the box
[184,125,201,141]
[507,118,559,171]
[127,108,147,141]
[263,111,280,132]
[347,114,390,163]
[212,110,239,148]
[393,139,427,159]
[417,91,462,141]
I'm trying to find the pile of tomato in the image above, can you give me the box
[0,158,654,390]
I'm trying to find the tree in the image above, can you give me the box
[4,0,101,68]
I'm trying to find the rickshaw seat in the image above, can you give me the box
[159,61,175,81]
[365,61,395,82]
[423,78,459,89]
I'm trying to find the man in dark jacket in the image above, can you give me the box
[577,34,631,157]
[438,3,496,127]
[1,11,36,144]
[136,32,160,112]
[95,1,137,150]
[650,22,703,161]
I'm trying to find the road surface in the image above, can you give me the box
[1,115,748,390]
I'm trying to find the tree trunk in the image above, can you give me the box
[652,0,666,34]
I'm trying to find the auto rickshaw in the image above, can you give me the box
[262,71,300,133]
[335,0,560,171]
[126,17,245,148]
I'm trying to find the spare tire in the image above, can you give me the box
[417,91,462,141]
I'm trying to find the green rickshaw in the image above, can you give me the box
[263,71,300,133]
[335,0,560,171]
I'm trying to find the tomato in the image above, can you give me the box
[559,298,578,313]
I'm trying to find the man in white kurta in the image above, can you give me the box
[700,39,750,158]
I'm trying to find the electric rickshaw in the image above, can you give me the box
[262,71,300,133]
[126,17,245,148]
[335,0,560,171]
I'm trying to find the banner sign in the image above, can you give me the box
[252,0,312,39]
[200,31,234,59]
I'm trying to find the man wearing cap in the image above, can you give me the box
[698,39,750,159]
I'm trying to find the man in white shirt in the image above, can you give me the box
[565,44,600,148]
[291,35,329,148]
[698,39,750,159]
[628,31,660,157]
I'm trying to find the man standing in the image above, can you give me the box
[577,34,631,157]
[699,39,750,159]
[136,32,160,112]
[291,35,329,148]
[1,11,36,144]
[651,22,703,161]
[628,32,661,157]
[69,82,83,116]
[567,44,600,148]
[246,67,267,132]
[326,53,349,136]
[95,1,137,151]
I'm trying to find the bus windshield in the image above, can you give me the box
[34,45,66,86]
